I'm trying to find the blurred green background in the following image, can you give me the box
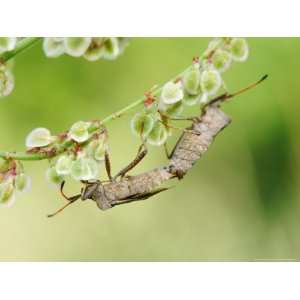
[0,38,299,261]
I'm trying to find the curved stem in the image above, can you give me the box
[1,37,41,62]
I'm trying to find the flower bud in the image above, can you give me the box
[64,37,92,57]
[0,37,17,53]
[200,69,222,96]
[26,128,53,148]
[15,173,31,193]
[69,121,90,143]
[161,81,184,105]
[0,68,14,97]
[70,157,99,181]
[228,38,249,62]
[103,38,120,60]
[130,113,155,138]
[212,49,232,72]
[147,122,169,146]
[183,68,201,95]
[159,101,184,116]
[83,38,105,61]
[43,37,65,58]
[46,167,64,186]
[55,155,73,175]
[0,179,15,207]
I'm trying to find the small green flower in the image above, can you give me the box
[69,121,91,143]
[15,173,31,193]
[183,68,201,95]
[159,101,184,116]
[103,38,120,60]
[64,37,92,57]
[131,112,155,138]
[161,81,184,105]
[229,38,249,62]
[46,167,64,186]
[26,128,53,148]
[86,139,107,161]
[0,37,17,53]
[83,38,105,61]
[147,122,169,146]
[55,155,73,175]
[200,69,222,96]
[70,157,99,181]
[0,179,15,207]
[212,49,232,72]
[0,68,14,97]
[43,37,65,58]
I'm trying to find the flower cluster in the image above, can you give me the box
[130,37,249,146]
[0,37,16,98]
[0,158,31,207]
[43,37,129,61]
[25,121,108,186]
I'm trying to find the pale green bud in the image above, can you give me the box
[0,68,14,97]
[43,37,65,58]
[183,68,201,95]
[15,173,31,193]
[55,155,73,175]
[86,139,107,161]
[161,81,184,105]
[0,179,15,207]
[130,113,155,138]
[200,69,222,96]
[159,101,184,116]
[212,49,232,72]
[25,128,53,148]
[64,37,92,57]
[94,142,106,161]
[69,121,91,143]
[83,38,105,61]
[103,38,120,60]
[0,37,17,53]
[229,38,249,62]
[147,122,169,146]
[46,167,64,186]
[70,157,99,181]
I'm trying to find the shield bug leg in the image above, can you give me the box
[164,142,171,159]
[112,143,148,181]
[47,194,81,218]
[104,150,113,181]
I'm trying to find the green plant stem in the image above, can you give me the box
[0,42,215,162]
[1,37,41,62]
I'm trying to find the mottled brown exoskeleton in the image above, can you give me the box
[47,75,267,218]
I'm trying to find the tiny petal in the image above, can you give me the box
[200,69,222,96]
[46,167,64,186]
[229,38,249,62]
[55,155,73,175]
[159,101,184,116]
[70,157,99,181]
[147,122,169,146]
[0,179,15,207]
[15,173,31,193]
[130,113,155,138]
[69,121,90,143]
[0,37,17,53]
[183,68,201,95]
[0,68,14,97]
[212,49,232,72]
[43,37,65,58]
[102,38,120,60]
[161,81,184,105]
[64,37,92,57]
[83,38,105,61]
[26,128,53,148]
